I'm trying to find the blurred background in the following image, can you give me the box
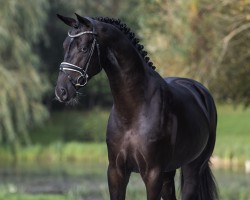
[0,0,250,199]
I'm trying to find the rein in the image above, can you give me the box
[59,30,102,88]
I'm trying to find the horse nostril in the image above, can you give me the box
[61,88,66,95]
[60,88,67,101]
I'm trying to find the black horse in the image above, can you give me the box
[55,14,218,200]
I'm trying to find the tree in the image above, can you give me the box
[0,0,50,152]
[133,0,250,106]
[213,0,250,105]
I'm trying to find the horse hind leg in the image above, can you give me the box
[180,136,218,200]
[161,170,177,200]
[181,160,218,200]
[180,162,200,200]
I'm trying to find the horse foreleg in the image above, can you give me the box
[107,164,131,200]
[161,170,177,200]
[141,166,163,200]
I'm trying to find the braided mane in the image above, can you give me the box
[94,17,156,70]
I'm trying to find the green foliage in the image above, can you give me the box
[66,108,108,142]
[0,1,50,149]
[132,0,250,105]
[214,0,250,106]
[31,108,109,143]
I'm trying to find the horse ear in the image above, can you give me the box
[75,13,92,28]
[57,14,78,28]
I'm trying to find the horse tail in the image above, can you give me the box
[197,83,218,200]
[198,160,218,200]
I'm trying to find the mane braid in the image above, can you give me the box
[94,17,156,70]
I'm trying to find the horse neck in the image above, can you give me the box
[101,30,152,119]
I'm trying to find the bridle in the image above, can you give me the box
[59,28,102,89]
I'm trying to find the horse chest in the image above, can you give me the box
[107,128,166,174]
[106,108,171,173]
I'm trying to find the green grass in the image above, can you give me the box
[215,104,250,161]
[0,185,65,200]
[0,142,108,170]
[0,194,65,200]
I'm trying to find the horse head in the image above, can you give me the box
[55,14,102,104]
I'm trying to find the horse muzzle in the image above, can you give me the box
[55,82,77,103]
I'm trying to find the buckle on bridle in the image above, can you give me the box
[75,74,88,87]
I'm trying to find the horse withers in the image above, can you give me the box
[55,13,218,200]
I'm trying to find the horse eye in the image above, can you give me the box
[79,46,88,53]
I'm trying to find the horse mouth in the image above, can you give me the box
[54,88,78,106]
[65,97,79,106]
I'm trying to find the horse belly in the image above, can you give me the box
[165,122,210,171]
